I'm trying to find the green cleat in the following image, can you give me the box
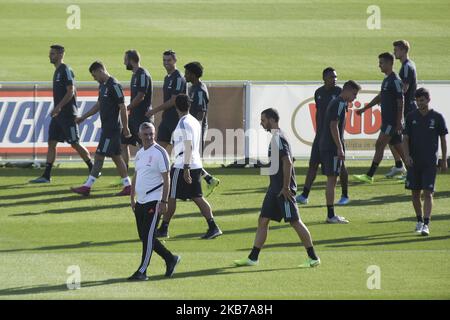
[205,176,220,197]
[298,258,321,268]
[353,174,374,184]
[233,257,258,267]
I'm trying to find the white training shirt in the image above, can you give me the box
[134,143,170,204]
[171,113,203,169]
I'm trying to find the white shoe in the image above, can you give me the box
[421,224,429,236]
[385,166,406,178]
[415,222,423,233]
[326,215,349,224]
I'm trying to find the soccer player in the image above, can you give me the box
[403,88,447,236]
[128,122,180,281]
[385,40,418,178]
[121,49,153,168]
[233,108,320,268]
[354,52,407,183]
[70,61,132,196]
[145,50,186,152]
[319,81,361,224]
[296,67,349,205]
[184,61,220,197]
[155,94,222,239]
[30,44,93,183]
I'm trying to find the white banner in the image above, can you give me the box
[247,83,450,158]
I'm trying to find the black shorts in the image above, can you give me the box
[320,150,343,176]
[170,168,203,200]
[134,201,160,242]
[48,117,79,144]
[405,165,437,192]
[260,192,300,223]
[157,119,178,144]
[121,118,147,146]
[309,137,321,166]
[96,130,121,157]
[380,123,402,146]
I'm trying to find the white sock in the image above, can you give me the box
[122,176,131,187]
[83,175,96,188]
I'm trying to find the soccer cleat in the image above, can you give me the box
[353,174,374,184]
[233,257,258,267]
[336,196,350,205]
[155,227,169,238]
[326,215,349,224]
[127,271,149,281]
[70,185,91,196]
[205,177,220,197]
[298,258,321,268]
[165,255,181,277]
[421,224,430,236]
[115,185,131,196]
[296,194,308,204]
[29,176,51,183]
[201,226,223,239]
[385,166,406,178]
[415,222,424,233]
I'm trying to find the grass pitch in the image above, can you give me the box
[0,162,449,299]
[0,0,450,81]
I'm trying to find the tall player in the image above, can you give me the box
[354,52,407,183]
[296,67,349,205]
[30,45,93,183]
[121,49,153,169]
[70,61,132,196]
[146,50,186,152]
[385,40,418,178]
[184,61,220,197]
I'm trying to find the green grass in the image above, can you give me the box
[0,0,450,81]
[1,162,449,299]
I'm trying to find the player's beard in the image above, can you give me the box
[126,63,133,70]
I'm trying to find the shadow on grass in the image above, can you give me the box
[0,266,297,297]
[0,239,140,253]
[9,203,130,217]
[369,213,450,224]
[345,190,450,207]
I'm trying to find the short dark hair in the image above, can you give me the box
[322,67,335,78]
[89,61,105,73]
[415,87,430,100]
[184,61,203,78]
[125,49,140,63]
[378,52,394,64]
[343,80,361,91]
[393,40,410,53]
[163,49,177,60]
[50,44,65,54]
[175,94,191,112]
[261,108,280,122]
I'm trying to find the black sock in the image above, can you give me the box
[424,218,430,225]
[417,216,424,223]
[341,186,348,199]
[160,221,169,230]
[367,162,379,177]
[204,175,212,184]
[85,159,93,172]
[43,162,53,179]
[207,218,217,229]
[302,186,310,198]
[395,160,403,168]
[306,247,318,260]
[248,246,260,261]
[327,205,335,219]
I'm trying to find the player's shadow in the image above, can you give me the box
[0,265,296,297]
[174,206,261,220]
[0,188,75,201]
[347,190,450,207]
[369,213,450,224]
[9,203,130,217]
[0,239,140,253]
